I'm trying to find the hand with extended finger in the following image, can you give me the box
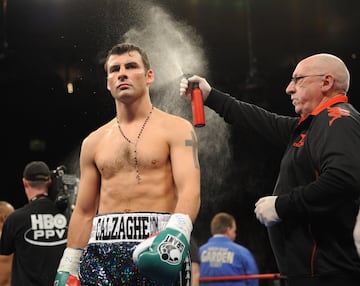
[255,196,281,227]
[132,213,192,284]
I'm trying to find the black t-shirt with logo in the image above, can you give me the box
[0,196,68,286]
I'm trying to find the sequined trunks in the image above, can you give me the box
[79,212,191,286]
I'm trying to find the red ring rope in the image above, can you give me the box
[199,273,282,282]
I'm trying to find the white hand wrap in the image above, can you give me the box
[166,213,192,242]
[57,247,83,277]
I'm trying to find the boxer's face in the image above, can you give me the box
[106,51,154,102]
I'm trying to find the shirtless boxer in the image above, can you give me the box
[54,43,201,285]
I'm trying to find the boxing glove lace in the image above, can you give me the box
[54,247,83,286]
[133,213,192,284]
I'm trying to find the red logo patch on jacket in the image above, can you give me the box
[293,133,306,147]
[327,107,350,126]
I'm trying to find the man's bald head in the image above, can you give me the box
[300,53,350,93]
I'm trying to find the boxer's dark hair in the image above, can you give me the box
[104,43,151,73]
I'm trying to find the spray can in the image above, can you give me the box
[191,82,205,127]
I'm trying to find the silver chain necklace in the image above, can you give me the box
[116,106,154,183]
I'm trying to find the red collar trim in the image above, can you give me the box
[298,95,348,124]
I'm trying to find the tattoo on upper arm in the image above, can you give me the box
[185,130,200,169]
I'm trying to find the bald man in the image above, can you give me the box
[180,53,360,286]
[0,201,15,286]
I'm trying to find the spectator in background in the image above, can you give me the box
[0,161,68,286]
[199,212,259,286]
[0,201,15,286]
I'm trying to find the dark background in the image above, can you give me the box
[2,0,360,281]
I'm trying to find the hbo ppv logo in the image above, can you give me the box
[25,214,68,245]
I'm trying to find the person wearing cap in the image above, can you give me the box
[0,161,68,286]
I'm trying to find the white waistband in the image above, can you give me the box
[88,212,171,243]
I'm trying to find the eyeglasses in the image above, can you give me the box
[290,74,325,85]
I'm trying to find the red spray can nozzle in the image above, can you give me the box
[191,82,205,127]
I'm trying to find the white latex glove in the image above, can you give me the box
[254,196,281,227]
[179,75,212,101]
[353,207,360,257]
